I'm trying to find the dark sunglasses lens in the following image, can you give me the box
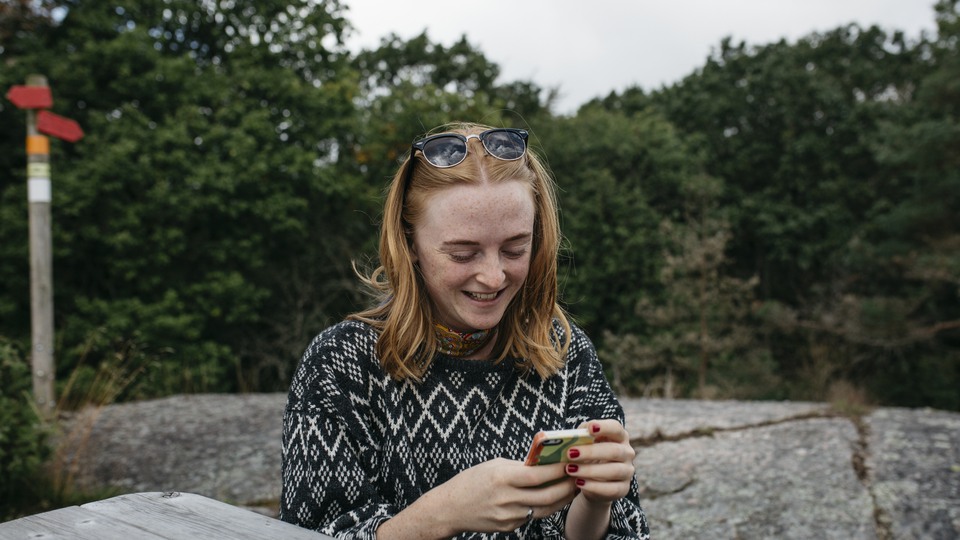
[421,136,467,168]
[482,131,526,160]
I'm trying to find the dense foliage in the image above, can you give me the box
[1,0,957,413]
[0,339,49,519]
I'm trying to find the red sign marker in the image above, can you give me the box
[5,85,54,109]
[37,110,84,142]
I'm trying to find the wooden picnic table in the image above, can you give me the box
[0,491,334,539]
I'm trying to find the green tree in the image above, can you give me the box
[602,175,775,399]
[780,0,960,409]
[596,10,959,407]
[540,106,700,344]
[0,0,56,58]
[638,25,924,304]
[1,0,363,397]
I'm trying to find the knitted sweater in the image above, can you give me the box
[280,320,650,539]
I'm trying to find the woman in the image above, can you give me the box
[280,123,650,539]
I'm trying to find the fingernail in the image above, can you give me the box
[591,424,601,433]
[569,449,580,459]
[566,464,579,473]
[576,479,586,487]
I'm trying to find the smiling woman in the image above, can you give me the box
[279,122,650,539]
[351,125,568,382]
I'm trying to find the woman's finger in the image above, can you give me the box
[578,418,630,443]
[572,476,633,502]
[567,439,636,465]
[564,461,636,482]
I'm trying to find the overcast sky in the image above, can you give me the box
[342,0,939,115]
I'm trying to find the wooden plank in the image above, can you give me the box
[80,492,332,539]
[0,505,167,540]
[0,492,334,539]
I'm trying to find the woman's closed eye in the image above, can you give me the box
[448,252,476,263]
[446,248,527,263]
[502,248,528,259]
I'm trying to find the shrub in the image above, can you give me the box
[0,338,50,520]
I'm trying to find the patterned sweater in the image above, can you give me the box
[280,320,650,539]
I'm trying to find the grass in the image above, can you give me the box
[2,346,142,523]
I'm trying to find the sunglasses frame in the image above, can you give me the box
[403,128,529,188]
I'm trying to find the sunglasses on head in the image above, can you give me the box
[407,128,529,175]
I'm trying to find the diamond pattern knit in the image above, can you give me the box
[280,320,650,539]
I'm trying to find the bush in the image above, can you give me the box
[0,338,50,520]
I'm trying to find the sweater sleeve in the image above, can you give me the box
[557,324,652,540]
[279,323,394,539]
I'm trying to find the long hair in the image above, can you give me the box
[349,122,571,380]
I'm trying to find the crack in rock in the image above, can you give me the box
[627,402,878,539]
[642,477,697,500]
[629,409,837,448]
[848,414,894,540]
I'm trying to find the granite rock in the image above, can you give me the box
[57,395,960,539]
[61,394,285,507]
[867,407,960,540]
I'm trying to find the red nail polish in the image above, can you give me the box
[576,479,586,487]
[567,464,579,473]
[591,424,601,433]
[569,449,580,459]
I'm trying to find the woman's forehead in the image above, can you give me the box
[415,181,535,240]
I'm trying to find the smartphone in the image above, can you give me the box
[524,428,594,466]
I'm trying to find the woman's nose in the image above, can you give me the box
[476,255,506,288]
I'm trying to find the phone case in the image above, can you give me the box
[524,428,594,466]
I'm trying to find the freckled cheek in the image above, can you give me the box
[428,264,473,291]
[506,258,532,282]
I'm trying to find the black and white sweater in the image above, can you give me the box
[280,320,650,539]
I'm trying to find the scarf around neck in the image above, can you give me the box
[434,322,494,357]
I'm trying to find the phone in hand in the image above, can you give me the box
[524,428,595,466]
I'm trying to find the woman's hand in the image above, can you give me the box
[562,419,637,540]
[377,458,577,539]
[565,419,636,503]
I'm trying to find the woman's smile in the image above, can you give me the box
[465,290,500,302]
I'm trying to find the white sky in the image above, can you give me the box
[342,0,939,115]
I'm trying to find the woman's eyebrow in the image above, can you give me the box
[504,233,533,242]
[441,239,480,247]
[441,232,532,247]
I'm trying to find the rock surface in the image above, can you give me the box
[61,394,284,508]
[59,395,960,539]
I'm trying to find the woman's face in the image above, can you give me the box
[412,180,535,332]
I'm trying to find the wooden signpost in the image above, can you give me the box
[5,74,84,415]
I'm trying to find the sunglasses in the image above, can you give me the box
[408,128,529,172]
